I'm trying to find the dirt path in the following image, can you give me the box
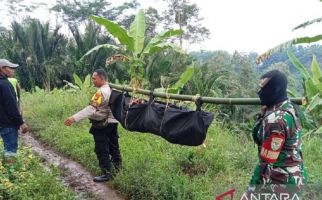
[20,132,124,200]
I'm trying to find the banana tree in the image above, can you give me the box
[8,19,69,91]
[288,51,322,134]
[154,64,194,94]
[256,35,322,64]
[81,9,184,88]
[63,73,92,93]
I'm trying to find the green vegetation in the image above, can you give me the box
[0,143,76,200]
[84,9,184,88]
[22,89,322,199]
[287,52,322,135]
[0,0,322,199]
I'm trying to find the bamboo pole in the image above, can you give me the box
[109,83,306,105]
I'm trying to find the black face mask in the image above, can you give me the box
[257,70,288,106]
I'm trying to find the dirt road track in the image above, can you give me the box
[20,132,124,200]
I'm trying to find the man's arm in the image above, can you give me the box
[64,105,96,126]
[64,90,104,126]
[259,123,286,163]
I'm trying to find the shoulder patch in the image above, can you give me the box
[271,137,284,151]
[90,91,103,107]
[260,133,285,163]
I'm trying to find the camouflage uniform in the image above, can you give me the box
[249,99,306,193]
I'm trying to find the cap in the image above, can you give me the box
[0,59,19,68]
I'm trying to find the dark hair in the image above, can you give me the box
[94,68,107,80]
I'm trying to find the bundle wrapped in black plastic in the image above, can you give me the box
[109,90,214,146]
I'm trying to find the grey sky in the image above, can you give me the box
[1,0,322,53]
[135,0,322,53]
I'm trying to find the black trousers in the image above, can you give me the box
[90,123,121,171]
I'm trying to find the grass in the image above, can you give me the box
[0,144,76,200]
[22,89,322,200]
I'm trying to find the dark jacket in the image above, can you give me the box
[0,75,24,128]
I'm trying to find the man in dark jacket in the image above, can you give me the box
[0,59,27,163]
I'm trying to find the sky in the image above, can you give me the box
[133,0,322,53]
[1,0,322,54]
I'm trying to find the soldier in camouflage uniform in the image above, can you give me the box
[245,70,306,197]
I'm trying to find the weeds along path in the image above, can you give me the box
[20,131,124,200]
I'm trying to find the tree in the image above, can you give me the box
[288,51,322,133]
[231,52,258,98]
[67,21,116,78]
[51,0,140,81]
[6,19,69,91]
[51,0,139,27]
[83,9,184,88]
[145,7,162,39]
[162,0,210,47]
[145,50,193,89]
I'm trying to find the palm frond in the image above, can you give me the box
[292,17,322,30]
[79,44,120,61]
[256,34,322,64]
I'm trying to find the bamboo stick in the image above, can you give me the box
[109,83,305,105]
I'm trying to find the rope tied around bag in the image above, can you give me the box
[149,90,154,103]
[192,94,202,111]
[132,85,138,94]
[165,88,171,110]
[121,84,126,92]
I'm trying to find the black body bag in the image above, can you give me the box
[109,89,214,146]
[109,90,148,132]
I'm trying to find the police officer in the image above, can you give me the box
[64,69,121,182]
[246,70,306,196]
[0,59,27,163]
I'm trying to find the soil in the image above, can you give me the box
[20,132,124,200]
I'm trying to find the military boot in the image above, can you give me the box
[93,169,113,182]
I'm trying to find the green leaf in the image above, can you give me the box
[142,29,183,54]
[310,55,322,84]
[143,43,185,55]
[129,9,145,55]
[293,34,322,44]
[287,51,310,80]
[257,35,322,63]
[316,83,322,95]
[314,125,322,134]
[173,65,195,90]
[287,89,296,97]
[167,88,179,94]
[73,73,83,88]
[63,80,80,90]
[149,29,183,45]
[305,93,322,113]
[91,15,134,51]
[83,74,91,89]
[80,44,120,61]
[305,78,319,99]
